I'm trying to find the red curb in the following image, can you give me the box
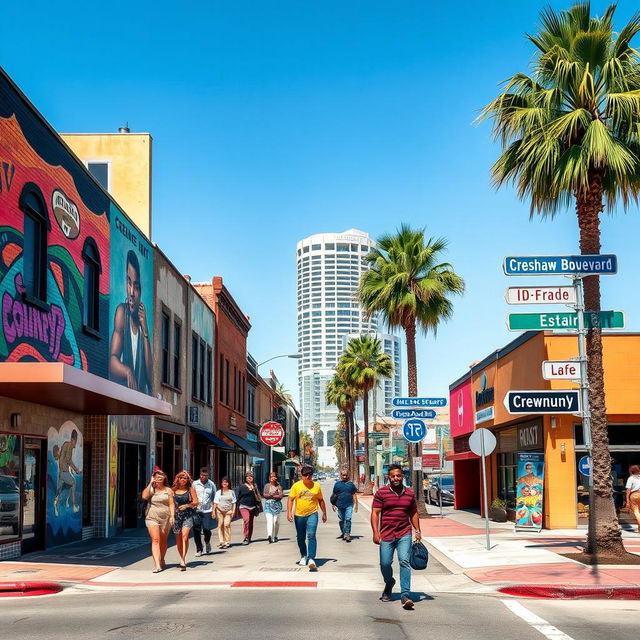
[0,581,63,597]
[499,585,640,600]
[231,581,317,588]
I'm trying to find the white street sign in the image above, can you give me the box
[505,285,577,305]
[412,456,423,471]
[541,360,580,380]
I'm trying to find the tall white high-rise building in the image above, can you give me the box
[297,229,383,467]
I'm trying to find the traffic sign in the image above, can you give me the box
[578,456,592,476]
[504,390,580,414]
[259,421,285,447]
[503,254,617,276]
[468,428,497,457]
[541,360,580,380]
[507,311,625,331]
[393,397,447,407]
[505,285,577,305]
[391,408,437,420]
[403,419,427,442]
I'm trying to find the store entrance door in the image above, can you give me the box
[117,443,146,530]
[22,438,46,554]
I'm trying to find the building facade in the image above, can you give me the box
[449,331,640,529]
[296,229,378,467]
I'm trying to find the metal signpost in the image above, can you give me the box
[469,428,497,551]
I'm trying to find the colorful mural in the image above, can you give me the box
[47,421,83,545]
[108,205,154,394]
[0,113,110,374]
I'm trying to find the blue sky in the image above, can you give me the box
[3,1,640,402]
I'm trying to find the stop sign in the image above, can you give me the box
[260,421,284,446]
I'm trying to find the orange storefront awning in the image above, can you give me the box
[0,362,172,415]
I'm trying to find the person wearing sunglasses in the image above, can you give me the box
[287,466,327,571]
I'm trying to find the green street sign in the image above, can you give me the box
[507,311,625,331]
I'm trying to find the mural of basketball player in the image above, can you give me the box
[109,250,152,394]
[517,462,543,487]
[53,429,80,516]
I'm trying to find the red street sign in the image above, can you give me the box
[422,453,440,468]
[260,421,284,447]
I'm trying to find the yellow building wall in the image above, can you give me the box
[61,133,152,239]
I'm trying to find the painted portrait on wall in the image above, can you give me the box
[47,421,83,545]
[108,205,154,395]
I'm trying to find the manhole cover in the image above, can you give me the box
[110,622,195,634]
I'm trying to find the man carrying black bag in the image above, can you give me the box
[370,464,422,610]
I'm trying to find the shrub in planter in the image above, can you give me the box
[489,497,507,522]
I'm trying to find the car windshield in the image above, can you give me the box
[439,477,454,488]
[0,477,18,493]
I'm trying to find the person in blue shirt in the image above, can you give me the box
[330,470,359,542]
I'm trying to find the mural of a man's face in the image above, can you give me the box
[525,464,533,474]
[126,262,141,315]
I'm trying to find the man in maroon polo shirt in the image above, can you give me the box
[371,464,421,609]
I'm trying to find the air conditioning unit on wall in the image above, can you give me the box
[187,406,199,426]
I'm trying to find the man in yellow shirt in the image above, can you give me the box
[287,466,327,571]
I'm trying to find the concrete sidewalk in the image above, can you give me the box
[358,495,640,594]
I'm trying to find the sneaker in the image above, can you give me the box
[273,537,279,543]
[205,543,212,554]
[401,595,414,610]
[268,536,272,544]
[195,550,203,557]
[344,534,351,542]
[242,539,249,545]
[380,578,395,602]
[297,556,307,566]
[307,559,317,572]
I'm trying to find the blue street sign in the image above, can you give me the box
[392,397,447,408]
[391,408,437,420]
[403,419,427,443]
[503,254,617,276]
[578,456,592,476]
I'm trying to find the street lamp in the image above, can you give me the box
[256,353,301,368]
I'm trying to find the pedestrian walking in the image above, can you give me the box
[263,471,284,543]
[330,469,358,542]
[624,464,640,532]
[193,467,217,556]
[287,465,327,571]
[213,477,236,548]
[235,472,262,544]
[141,468,174,573]
[370,464,422,610]
[172,471,198,570]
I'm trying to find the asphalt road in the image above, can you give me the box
[2,590,636,640]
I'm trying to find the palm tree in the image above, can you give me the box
[275,383,293,406]
[300,431,314,465]
[337,335,393,494]
[326,373,359,481]
[480,2,640,561]
[358,225,464,513]
[333,416,346,468]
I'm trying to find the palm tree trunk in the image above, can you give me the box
[405,321,427,516]
[578,173,628,559]
[347,411,357,485]
[363,391,373,495]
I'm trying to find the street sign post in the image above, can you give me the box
[541,360,580,380]
[503,254,617,276]
[503,390,581,414]
[507,311,625,331]
[505,285,577,305]
[468,428,496,551]
[391,408,437,420]
[393,397,447,407]
[260,421,285,472]
[403,419,427,443]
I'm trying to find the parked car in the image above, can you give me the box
[0,475,19,535]
[424,475,454,505]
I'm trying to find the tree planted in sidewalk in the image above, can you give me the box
[326,373,359,482]
[358,225,464,514]
[480,2,640,561]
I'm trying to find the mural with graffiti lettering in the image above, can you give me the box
[0,96,110,374]
[47,421,83,545]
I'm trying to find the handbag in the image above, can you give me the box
[253,488,263,515]
[329,492,338,506]
[409,540,429,571]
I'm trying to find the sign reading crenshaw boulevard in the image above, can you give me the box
[503,254,617,276]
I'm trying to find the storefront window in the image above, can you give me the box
[498,452,517,508]
[0,434,21,542]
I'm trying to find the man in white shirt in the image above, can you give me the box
[193,467,217,556]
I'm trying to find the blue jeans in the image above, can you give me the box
[294,512,318,560]
[379,534,412,597]
[337,505,353,536]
